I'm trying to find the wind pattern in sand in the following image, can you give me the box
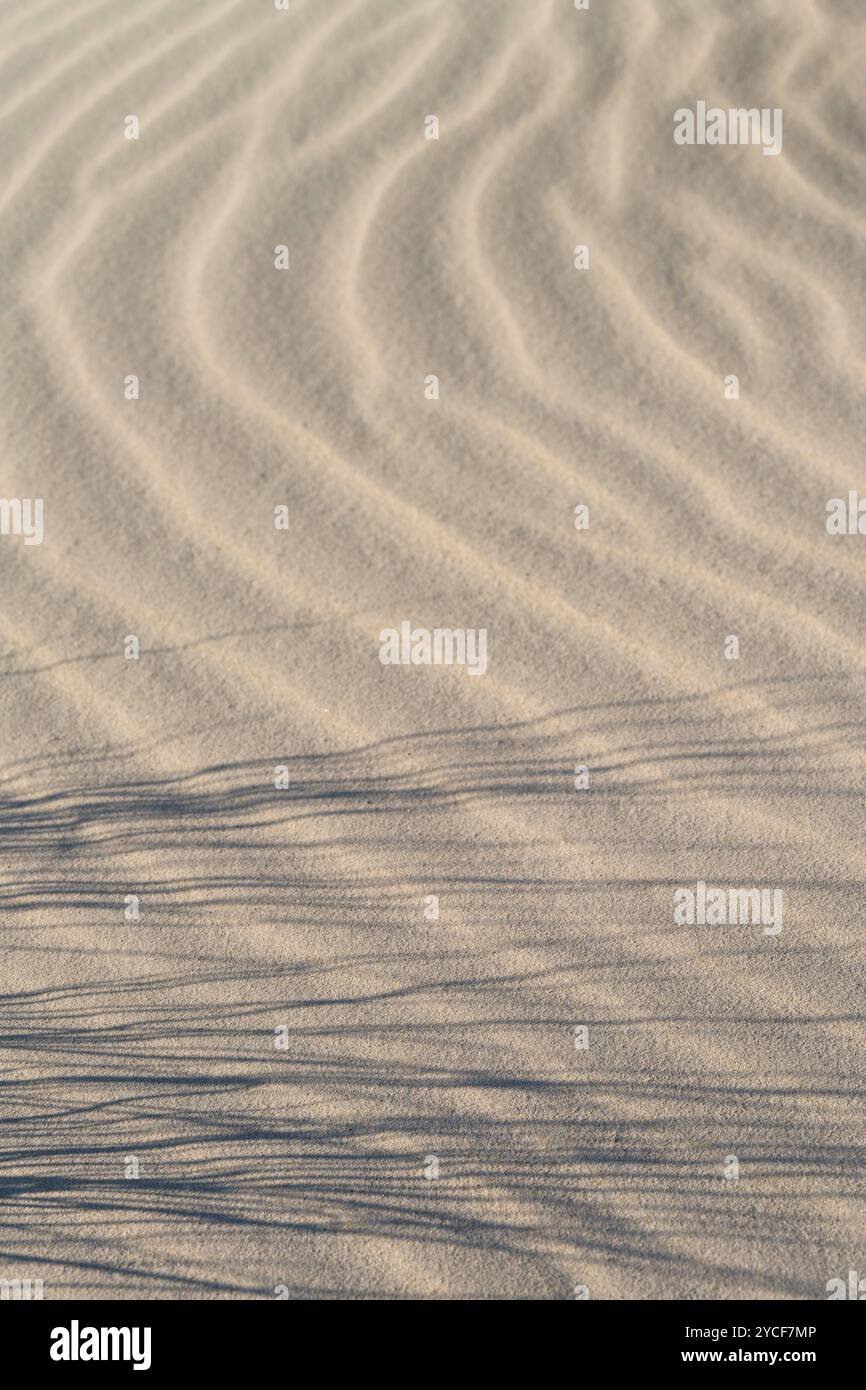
[0,0,865,1300]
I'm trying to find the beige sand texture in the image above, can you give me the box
[0,0,864,1300]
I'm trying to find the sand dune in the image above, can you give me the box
[0,0,864,1299]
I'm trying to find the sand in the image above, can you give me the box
[0,0,864,1300]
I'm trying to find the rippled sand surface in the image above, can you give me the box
[1,0,864,1298]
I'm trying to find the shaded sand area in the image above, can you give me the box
[0,0,864,1297]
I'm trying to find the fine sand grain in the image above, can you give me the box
[1,0,865,1299]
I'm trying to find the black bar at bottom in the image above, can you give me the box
[7,1297,861,1377]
